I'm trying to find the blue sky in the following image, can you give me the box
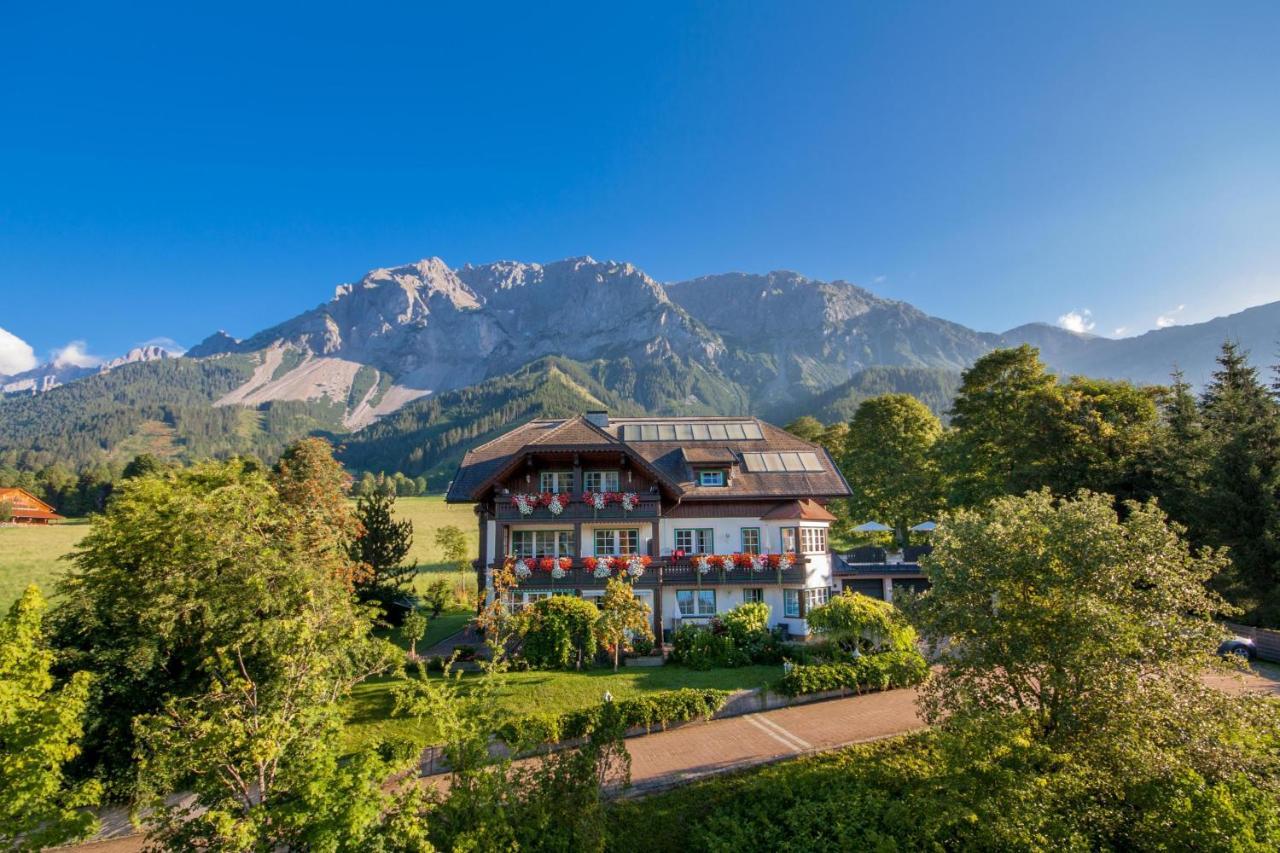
[2,1,1278,370]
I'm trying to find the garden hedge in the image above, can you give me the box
[776,650,928,697]
[497,688,732,746]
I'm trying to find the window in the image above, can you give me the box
[698,469,726,487]
[676,589,717,617]
[510,529,574,558]
[583,470,620,492]
[674,528,715,554]
[594,528,639,556]
[538,471,574,493]
[742,588,764,604]
[783,589,801,619]
[781,527,798,553]
[800,526,827,554]
[804,587,829,611]
[740,528,761,554]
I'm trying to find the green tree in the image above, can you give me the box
[0,586,100,851]
[434,524,472,602]
[939,346,1069,506]
[1199,342,1280,622]
[52,455,375,794]
[912,489,1229,737]
[516,595,602,670]
[401,609,428,658]
[120,453,162,480]
[594,577,654,672]
[805,591,916,653]
[842,394,943,544]
[351,490,417,613]
[783,416,825,443]
[0,499,11,524]
[1152,368,1213,529]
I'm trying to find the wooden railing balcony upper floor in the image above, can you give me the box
[493,495,662,521]
[489,555,808,588]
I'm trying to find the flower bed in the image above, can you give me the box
[775,651,928,697]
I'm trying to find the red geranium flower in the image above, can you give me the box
[583,557,598,571]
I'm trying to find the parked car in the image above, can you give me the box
[1217,636,1257,661]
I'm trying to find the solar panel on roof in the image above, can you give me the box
[618,421,766,441]
[740,451,825,473]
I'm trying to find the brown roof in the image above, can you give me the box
[761,499,838,522]
[446,415,851,503]
[681,447,738,464]
[0,487,63,520]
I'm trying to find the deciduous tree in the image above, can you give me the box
[594,577,653,671]
[0,586,100,851]
[841,393,943,544]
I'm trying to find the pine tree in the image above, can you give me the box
[1200,342,1280,622]
[1152,368,1212,533]
[350,490,417,614]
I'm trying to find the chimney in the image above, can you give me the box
[585,409,610,428]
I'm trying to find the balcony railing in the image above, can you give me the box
[494,496,661,521]
[492,556,807,588]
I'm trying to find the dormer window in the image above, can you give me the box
[698,469,726,487]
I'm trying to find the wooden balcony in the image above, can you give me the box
[494,496,661,521]
[492,556,807,589]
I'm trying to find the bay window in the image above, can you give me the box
[800,526,827,554]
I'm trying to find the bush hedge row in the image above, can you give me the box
[497,688,732,746]
[776,651,929,697]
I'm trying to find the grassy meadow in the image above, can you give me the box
[0,495,477,609]
[0,520,90,607]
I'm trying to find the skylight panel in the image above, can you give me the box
[707,424,728,440]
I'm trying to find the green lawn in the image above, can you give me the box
[0,495,477,610]
[385,496,479,597]
[0,520,90,607]
[341,663,783,753]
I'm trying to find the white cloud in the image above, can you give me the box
[1056,309,1095,334]
[1155,304,1186,329]
[1113,326,1128,336]
[137,336,187,355]
[0,326,38,376]
[52,340,102,369]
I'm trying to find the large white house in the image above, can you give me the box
[445,411,855,638]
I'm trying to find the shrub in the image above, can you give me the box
[375,736,423,766]
[805,591,917,653]
[515,595,600,669]
[631,634,656,656]
[668,624,746,669]
[498,688,731,746]
[776,650,929,697]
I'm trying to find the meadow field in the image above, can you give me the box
[0,495,478,609]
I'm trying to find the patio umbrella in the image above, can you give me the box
[853,521,893,533]
[910,521,938,532]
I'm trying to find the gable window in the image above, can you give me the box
[676,589,717,617]
[511,529,575,558]
[740,528,761,554]
[594,528,639,556]
[583,470,620,492]
[698,469,726,487]
[800,527,828,554]
[538,471,574,493]
[783,588,801,619]
[674,528,714,554]
[742,587,764,604]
